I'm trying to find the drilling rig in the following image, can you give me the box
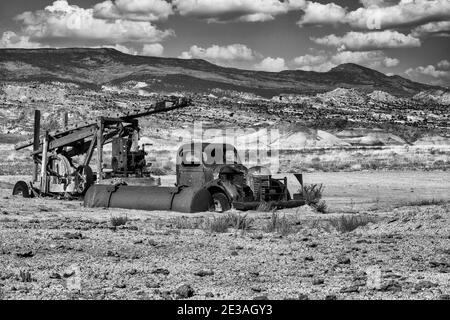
[13,96,191,198]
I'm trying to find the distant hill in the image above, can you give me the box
[0,48,443,98]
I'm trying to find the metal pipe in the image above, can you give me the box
[84,185,213,213]
[40,132,49,193]
[32,110,41,182]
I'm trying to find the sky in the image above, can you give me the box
[0,0,449,87]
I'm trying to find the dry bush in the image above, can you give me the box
[206,216,230,233]
[329,215,375,233]
[110,215,128,227]
[203,213,254,233]
[302,183,327,213]
[226,212,254,231]
[265,212,293,236]
[402,198,447,207]
[171,216,206,229]
[256,201,275,212]
[19,270,32,282]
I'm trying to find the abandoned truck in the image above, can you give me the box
[84,142,305,213]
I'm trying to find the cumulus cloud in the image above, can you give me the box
[0,31,44,48]
[142,43,164,56]
[312,30,421,51]
[411,21,450,38]
[405,65,450,82]
[359,0,396,8]
[333,50,399,68]
[254,57,287,72]
[297,2,347,26]
[405,59,450,86]
[297,0,450,30]
[173,0,305,23]
[13,0,173,47]
[437,60,450,69]
[292,50,399,72]
[292,53,335,72]
[93,0,173,21]
[345,0,450,30]
[179,43,257,67]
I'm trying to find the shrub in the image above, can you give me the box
[110,215,128,227]
[315,200,327,213]
[403,198,447,207]
[206,216,230,233]
[330,215,374,233]
[256,201,275,212]
[265,212,293,236]
[19,270,32,282]
[226,212,254,231]
[302,183,327,213]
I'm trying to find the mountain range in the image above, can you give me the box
[0,48,444,98]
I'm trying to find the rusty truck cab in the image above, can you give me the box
[176,143,243,188]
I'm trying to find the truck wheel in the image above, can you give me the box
[13,181,30,198]
[212,192,231,213]
[74,165,94,195]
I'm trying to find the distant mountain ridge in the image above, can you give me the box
[0,48,444,98]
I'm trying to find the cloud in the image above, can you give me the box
[359,0,396,8]
[0,31,44,48]
[312,30,421,51]
[411,21,450,38]
[405,60,450,86]
[13,0,173,47]
[406,65,450,78]
[333,50,399,68]
[142,43,164,56]
[297,0,450,30]
[292,50,399,71]
[297,2,347,26]
[179,43,257,67]
[345,0,450,30]
[93,0,173,21]
[173,0,305,23]
[103,43,138,55]
[254,57,287,72]
[437,60,450,69]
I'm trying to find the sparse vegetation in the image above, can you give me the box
[205,216,230,233]
[329,215,375,233]
[265,212,293,236]
[19,270,32,282]
[226,212,254,231]
[110,215,128,227]
[256,201,275,212]
[302,183,327,213]
[402,198,447,207]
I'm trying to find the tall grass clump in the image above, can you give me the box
[329,215,375,233]
[302,183,327,213]
[265,212,293,236]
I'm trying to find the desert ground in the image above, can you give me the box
[0,171,449,300]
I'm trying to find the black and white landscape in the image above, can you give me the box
[0,0,449,301]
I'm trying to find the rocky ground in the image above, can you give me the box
[0,185,449,300]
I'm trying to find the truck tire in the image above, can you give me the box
[211,192,231,213]
[12,181,30,198]
[74,165,94,195]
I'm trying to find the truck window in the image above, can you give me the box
[181,150,201,166]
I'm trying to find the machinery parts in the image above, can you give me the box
[12,181,32,198]
[84,184,213,213]
[13,96,191,198]
[174,143,305,212]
